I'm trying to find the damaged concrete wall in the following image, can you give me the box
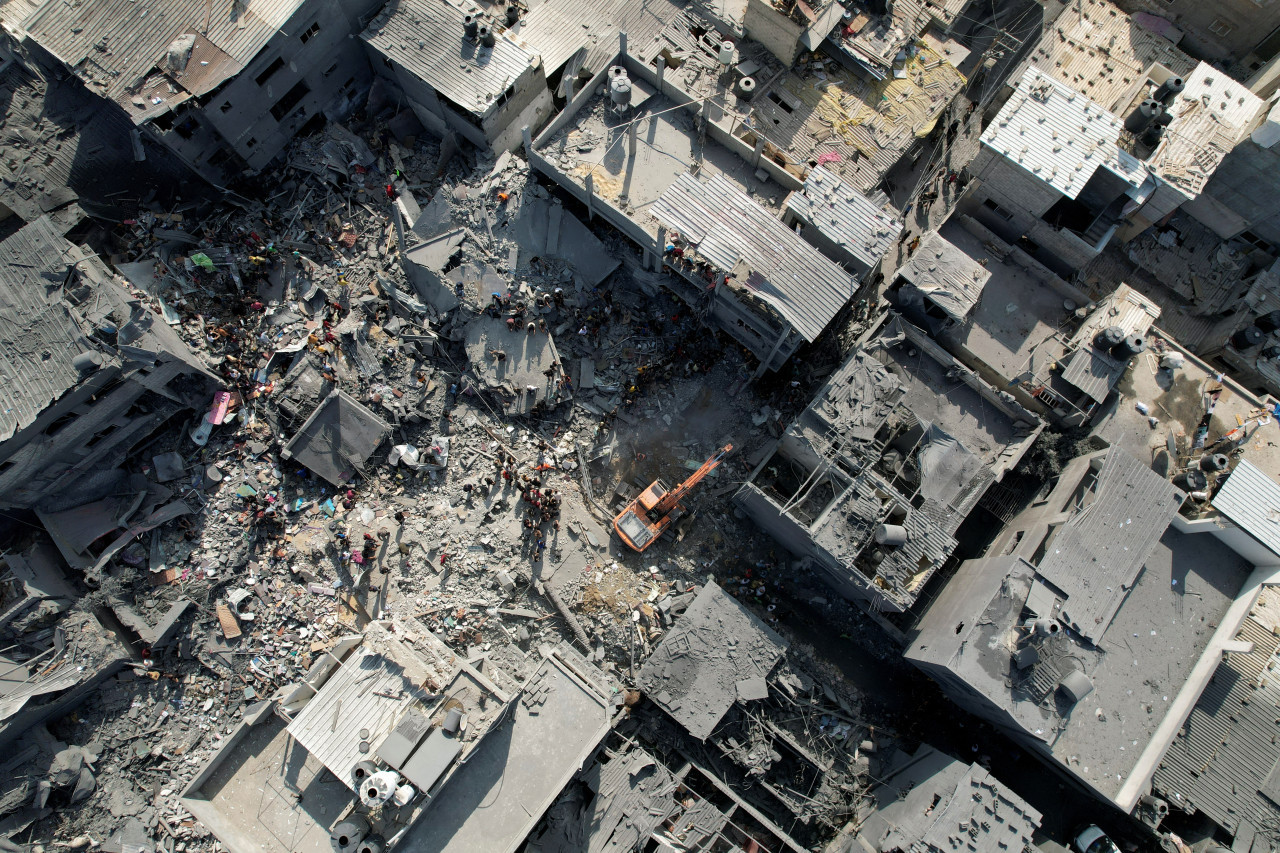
[743,0,805,65]
[190,0,380,174]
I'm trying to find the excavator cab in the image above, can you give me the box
[612,445,732,552]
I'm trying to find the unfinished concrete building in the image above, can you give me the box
[0,216,218,512]
[735,315,1042,631]
[363,0,554,153]
[907,444,1280,813]
[8,0,382,186]
[529,41,862,374]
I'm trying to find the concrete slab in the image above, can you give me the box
[463,315,568,413]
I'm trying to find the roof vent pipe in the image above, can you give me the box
[1124,98,1163,134]
[1154,76,1184,105]
[478,24,495,47]
[463,14,479,40]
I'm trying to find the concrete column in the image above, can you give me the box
[584,172,594,221]
[627,121,638,157]
[521,125,532,159]
[753,136,766,168]
[754,325,792,379]
[657,58,666,94]
[619,31,628,57]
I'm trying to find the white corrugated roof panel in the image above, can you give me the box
[982,67,1150,200]
[785,167,902,269]
[363,0,537,118]
[1213,460,1280,559]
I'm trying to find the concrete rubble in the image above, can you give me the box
[7,0,1280,852]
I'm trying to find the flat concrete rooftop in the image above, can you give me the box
[938,222,1074,383]
[535,89,788,237]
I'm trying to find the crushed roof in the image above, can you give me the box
[650,172,858,342]
[785,166,902,269]
[864,746,1041,853]
[363,0,538,118]
[1060,347,1126,405]
[0,217,94,441]
[893,230,991,321]
[1034,447,1185,643]
[1212,460,1280,560]
[637,580,788,740]
[282,389,393,487]
[1153,613,1280,839]
[982,67,1150,200]
[20,0,304,119]
[810,349,904,443]
[1148,62,1264,201]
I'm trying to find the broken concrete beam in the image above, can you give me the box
[542,583,590,650]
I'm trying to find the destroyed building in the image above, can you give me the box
[735,315,1042,631]
[529,39,862,374]
[906,442,1280,813]
[6,0,383,186]
[836,744,1042,853]
[0,216,218,512]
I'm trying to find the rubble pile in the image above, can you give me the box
[0,112,865,853]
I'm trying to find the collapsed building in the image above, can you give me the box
[735,315,1042,634]
[0,216,218,512]
[833,743,1042,853]
[4,0,382,187]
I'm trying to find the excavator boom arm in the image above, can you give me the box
[654,444,733,513]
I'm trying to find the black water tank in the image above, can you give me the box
[1256,309,1280,333]
[1111,334,1147,360]
[1173,468,1208,491]
[463,13,479,39]
[1154,76,1185,105]
[1141,111,1173,147]
[1125,98,1163,133]
[506,4,519,24]
[1200,453,1230,472]
[1095,325,1126,350]
[1233,326,1266,349]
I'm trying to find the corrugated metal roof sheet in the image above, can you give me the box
[982,67,1150,200]
[286,646,420,791]
[650,172,857,342]
[893,230,990,321]
[1060,346,1125,404]
[512,0,627,75]
[0,218,94,442]
[1213,460,1280,560]
[1019,0,1196,114]
[363,0,537,117]
[785,166,901,269]
[1034,447,1185,643]
[1153,616,1280,836]
[21,0,303,110]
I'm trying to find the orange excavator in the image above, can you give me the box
[613,445,733,552]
